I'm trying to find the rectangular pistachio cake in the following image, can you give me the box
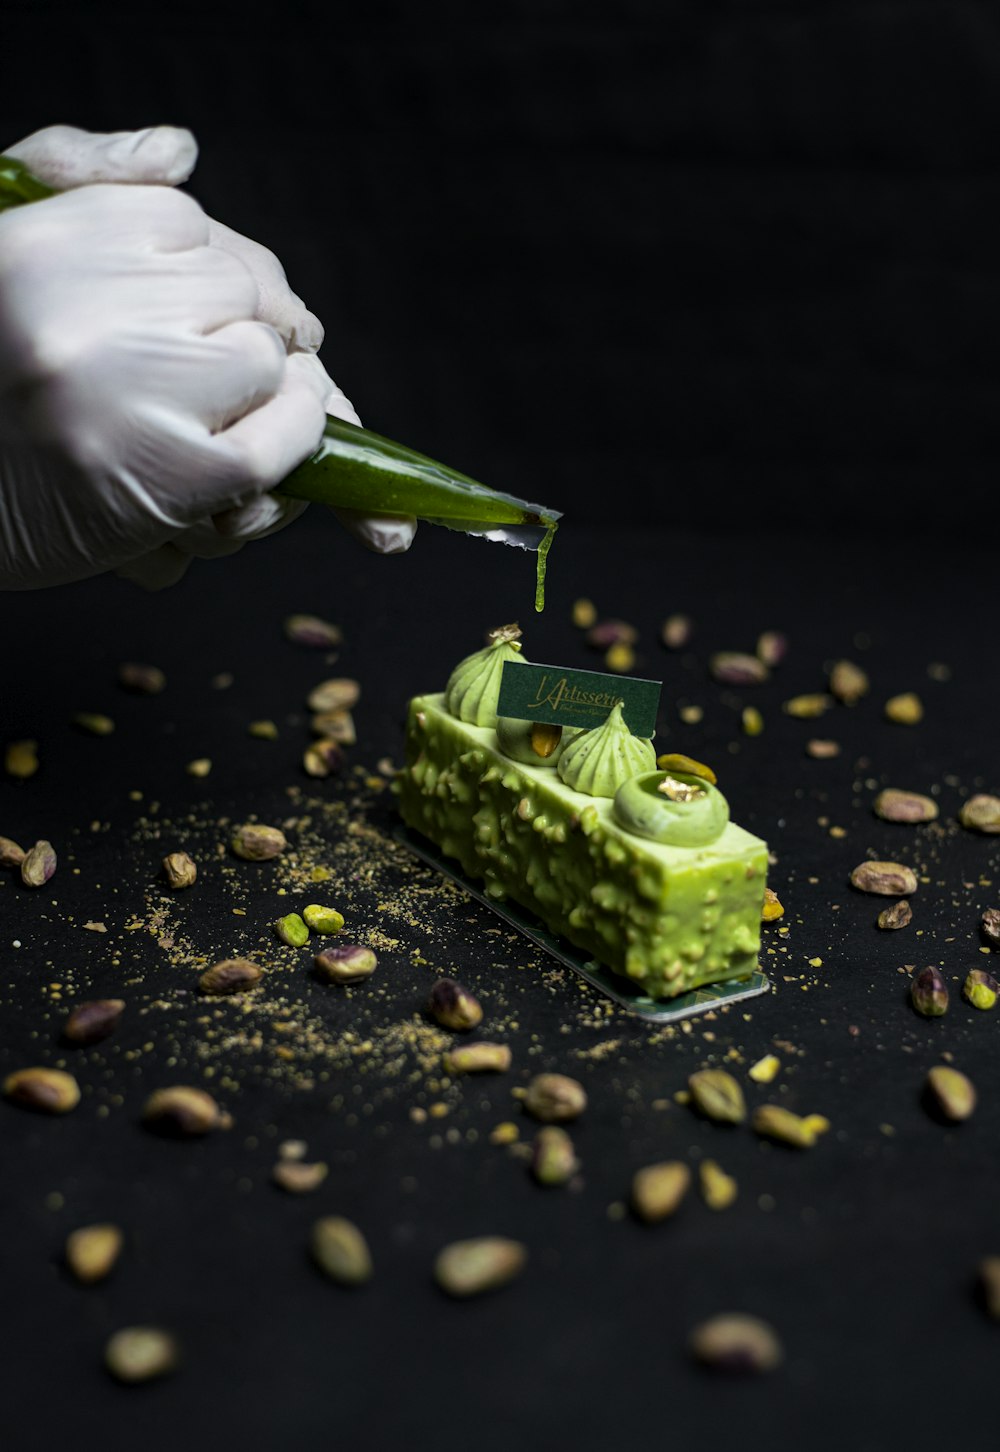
[397,647,768,1000]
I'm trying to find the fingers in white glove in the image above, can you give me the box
[333,507,418,554]
[5,124,198,189]
[207,219,324,354]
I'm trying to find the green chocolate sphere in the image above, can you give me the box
[613,770,730,846]
[495,716,574,767]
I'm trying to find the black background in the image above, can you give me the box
[3,4,1000,1450]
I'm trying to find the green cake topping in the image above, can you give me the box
[614,769,730,846]
[556,702,655,798]
[444,625,528,728]
[495,716,573,767]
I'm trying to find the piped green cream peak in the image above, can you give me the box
[556,700,655,798]
[444,625,528,728]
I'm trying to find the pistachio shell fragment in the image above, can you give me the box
[162,851,197,889]
[850,861,918,896]
[429,978,483,1032]
[829,660,869,705]
[877,900,912,931]
[314,944,377,983]
[307,678,360,713]
[5,739,39,778]
[963,969,998,1011]
[690,1313,783,1373]
[710,652,768,686]
[442,1042,511,1075]
[4,1066,80,1114]
[105,1327,178,1384]
[0,835,26,867]
[285,613,342,649]
[66,1223,123,1284]
[63,999,125,1046]
[231,823,287,861]
[873,789,938,824]
[959,795,1000,834]
[699,1160,738,1210]
[752,1104,824,1148]
[911,966,948,1017]
[434,1237,526,1298]
[631,1161,691,1223]
[21,839,56,887]
[885,692,923,725]
[142,1085,227,1136]
[926,1065,976,1122]
[688,1069,746,1125]
[520,1072,587,1122]
[198,958,262,995]
[531,1126,579,1187]
[311,1217,372,1285]
[656,753,717,785]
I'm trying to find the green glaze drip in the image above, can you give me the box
[614,770,730,846]
[556,702,655,798]
[445,634,528,728]
[534,521,557,613]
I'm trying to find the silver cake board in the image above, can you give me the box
[394,826,770,1023]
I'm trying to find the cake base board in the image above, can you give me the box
[395,826,770,1023]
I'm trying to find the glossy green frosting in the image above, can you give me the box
[556,702,655,798]
[444,632,527,728]
[614,770,730,846]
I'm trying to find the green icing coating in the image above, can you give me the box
[397,695,767,1000]
[614,770,730,846]
[556,702,655,798]
[495,716,574,768]
[444,633,527,728]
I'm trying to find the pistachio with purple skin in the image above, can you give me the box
[303,738,344,778]
[284,613,343,649]
[963,968,998,1011]
[63,999,125,1046]
[198,959,262,995]
[428,978,483,1032]
[756,631,788,667]
[586,619,638,650]
[314,944,377,983]
[307,678,360,713]
[4,1066,80,1114]
[21,840,56,887]
[311,710,356,744]
[850,861,918,896]
[911,966,948,1017]
[0,835,26,867]
[873,789,938,824]
[231,823,287,861]
[709,652,769,686]
[981,908,1000,948]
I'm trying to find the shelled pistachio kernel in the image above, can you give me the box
[64,999,125,1046]
[755,630,787,667]
[761,888,784,922]
[521,1072,588,1123]
[434,1237,527,1298]
[699,1160,738,1210]
[21,839,56,887]
[429,978,483,1032]
[605,641,635,673]
[276,912,309,948]
[314,944,377,983]
[311,710,356,744]
[3,1066,80,1114]
[302,904,344,935]
[687,1069,746,1125]
[742,706,764,736]
[783,693,833,719]
[162,851,197,889]
[198,958,262,995]
[959,795,1000,834]
[118,662,165,694]
[571,598,597,629]
[829,659,869,705]
[73,712,115,736]
[661,614,692,649]
[105,1327,179,1384]
[532,1126,579,1186]
[926,1065,976,1122]
[710,652,769,686]
[656,752,717,785]
[873,789,938,824]
[877,900,912,931]
[979,1257,1000,1319]
[311,1216,372,1285]
[442,1042,511,1075]
[885,692,923,725]
[752,1104,823,1148]
[690,1313,783,1373]
[307,678,360,713]
[186,758,212,777]
[303,738,344,778]
[586,619,637,650]
[247,719,279,740]
[66,1223,124,1284]
[284,613,342,649]
[0,835,26,867]
[964,969,999,1011]
[631,1161,691,1223]
[850,861,918,896]
[748,1054,780,1084]
[273,1160,328,1194]
[142,1085,226,1136]
[5,739,39,778]
[806,738,840,759]
[911,965,948,1017]
[231,823,287,861]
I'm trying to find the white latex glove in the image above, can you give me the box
[0,125,415,590]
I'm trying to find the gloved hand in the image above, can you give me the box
[0,124,416,590]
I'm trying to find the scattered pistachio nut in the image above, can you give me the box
[656,752,717,785]
[105,1327,178,1384]
[311,1216,372,1285]
[709,651,768,686]
[631,1161,691,1223]
[850,860,918,896]
[748,1054,780,1084]
[429,977,483,1032]
[273,1160,328,1194]
[118,663,165,694]
[186,758,212,777]
[443,1042,511,1075]
[806,738,841,759]
[66,1223,124,1284]
[783,693,833,719]
[303,738,344,778]
[531,1126,579,1187]
[302,904,344,934]
[877,899,912,930]
[688,1069,746,1125]
[959,795,1000,834]
[885,691,923,725]
[690,1313,783,1374]
[981,908,1000,947]
[21,839,56,887]
[5,739,39,779]
[434,1237,526,1298]
[761,888,784,922]
[276,912,309,948]
[926,1065,976,1122]
[979,1257,1000,1320]
[571,598,597,630]
[64,999,125,1046]
[142,1085,227,1136]
[873,788,938,824]
[231,823,287,861]
[586,619,637,650]
[162,851,197,889]
[73,712,115,736]
[285,613,342,649]
[605,641,635,673]
[963,969,998,1011]
[198,958,262,995]
[310,710,356,744]
[911,965,949,1018]
[699,1160,738,1211]
[521,1072,587,1123]
[4,1066,80,1114]
[742,706,764,737]
[0,835,26,867]
[661,613,692,650]
[248,719,279,740]
[829,659,869,705]
[307,678,360,713]
[752,1104,823,1148]
[314,944,377,983]
[756,631,787,667]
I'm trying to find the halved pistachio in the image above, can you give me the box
[752,1104,826,1148]
[655,752,717,785]
[688,1069,746,1125]
[520,1072,587,1122]
[198,959,262,995]
[699,1160,738,1211]
[959,795,1000,834]
[531,1126,579,1187]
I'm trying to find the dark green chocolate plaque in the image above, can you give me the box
[496,660,661,737]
